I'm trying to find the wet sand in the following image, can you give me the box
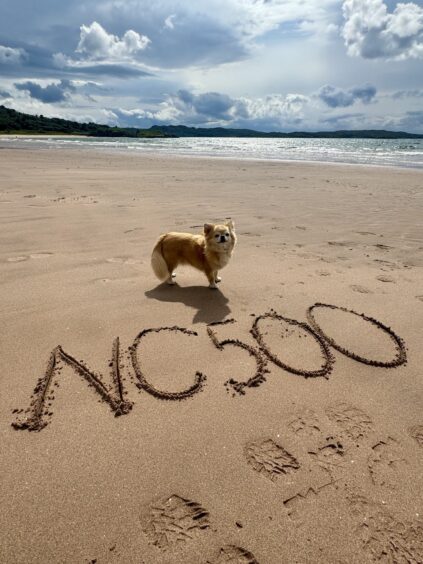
[1,146,422,563]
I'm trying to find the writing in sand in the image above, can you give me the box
[12,303,407,432]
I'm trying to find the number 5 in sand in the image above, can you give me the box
[206,319,269,395]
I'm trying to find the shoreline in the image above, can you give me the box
[1,137,422,171]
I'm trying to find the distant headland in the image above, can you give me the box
[1,105,422,139]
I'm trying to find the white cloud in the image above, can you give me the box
[342,0,423,59]
[164,15,176,30]
[0,45,27,65]
[76,21,150,60]
[212,0,339,40]
[238,93,310,122]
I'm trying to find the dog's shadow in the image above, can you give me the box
[145,283,231,324]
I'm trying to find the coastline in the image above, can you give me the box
[1,136,422,170]
[1,146,423,563]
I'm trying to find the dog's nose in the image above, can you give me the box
[219,235,226,243]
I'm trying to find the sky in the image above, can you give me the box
[0,0,422,132]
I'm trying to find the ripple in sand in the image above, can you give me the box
[30,252,53,259]
[7,255,28,262]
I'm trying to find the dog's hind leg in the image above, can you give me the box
[214,271,221,283]
[166,261,177,285]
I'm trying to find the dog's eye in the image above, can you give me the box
[224,232,229,237]
[215,234,220,239]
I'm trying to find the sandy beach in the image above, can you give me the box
[1,146,422,564]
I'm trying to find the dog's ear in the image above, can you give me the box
[226,219,235,231]
[204,223,214,235]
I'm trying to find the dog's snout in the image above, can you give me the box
[220,235,226,243]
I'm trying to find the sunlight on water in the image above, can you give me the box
[2,136,423,168]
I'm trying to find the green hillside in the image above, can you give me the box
[0,105,171,137]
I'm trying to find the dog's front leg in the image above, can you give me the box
[206,270,218,289]
[214,271,221,283]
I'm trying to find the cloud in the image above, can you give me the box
[108,89,311,130]
[53,51,153,78]
[391,89,423,99]
[0,44,27,65]
[0,88,11,98]
[382,110,423,132]
[76,21,150,60]
[174,90,241,120]
[342,0,423,59]
[14,79,76,103]
[164,15,176,30]
[317,84,377,107]
[321,112,367,126]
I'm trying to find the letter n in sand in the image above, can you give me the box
[12,338,132,432]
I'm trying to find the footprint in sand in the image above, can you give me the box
[367,437,407,488]
[283,481,336,520]
[326,403,374,441]
[308,435,347,479]
[350,284,373,294]
[409,425,423,446]
[140,494,209,550]
[376,275,395,283]
[207,545,259,563]
[288,409,322,438]
[244,438,300,481]
[416,295,423,302]
[347,493,423,563]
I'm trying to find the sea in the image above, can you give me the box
[1,135,423,169]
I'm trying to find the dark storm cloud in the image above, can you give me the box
[175,89,241,120]
[14,79,76,103]
[317,84,377,107]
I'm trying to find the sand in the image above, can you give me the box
[0,145,422,564]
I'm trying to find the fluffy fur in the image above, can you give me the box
[151,220,236,288]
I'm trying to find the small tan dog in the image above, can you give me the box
[151,220,236,288]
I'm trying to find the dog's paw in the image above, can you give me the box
[215,276,222,283]
[167,278,176,285]
[209,283,218,290]
[171,272,176,278]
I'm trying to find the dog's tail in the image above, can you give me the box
[151,235,169,281]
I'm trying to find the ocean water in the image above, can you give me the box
[2,135,423,168]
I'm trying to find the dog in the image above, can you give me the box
[151,220,236,289]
